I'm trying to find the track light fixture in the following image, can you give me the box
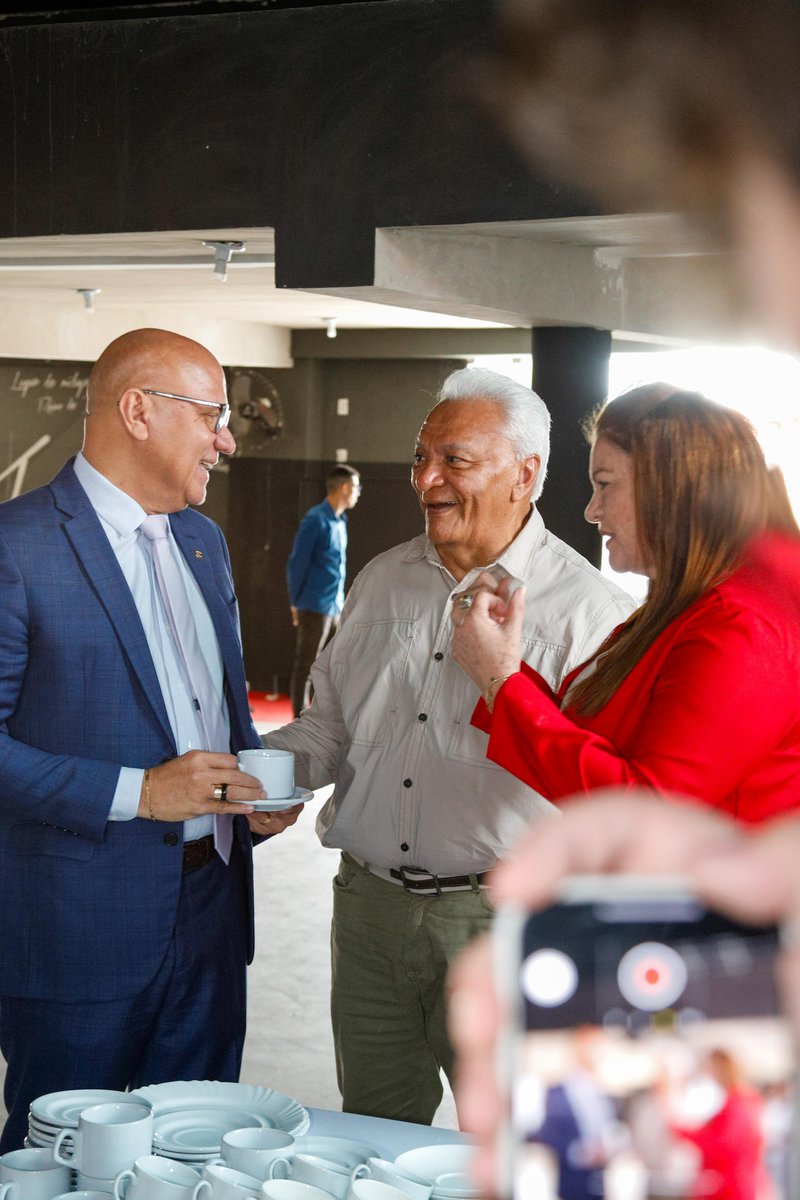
[202,240,246,282]
[77,288,101,313]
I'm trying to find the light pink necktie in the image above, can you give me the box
[140,514,233,863]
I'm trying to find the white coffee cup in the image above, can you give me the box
[260,1182,331,1200]
[237,750,294,800]
[216,1131,295,1181]
[0,1149,72,1200]
[52,1102,153,1179]
[191,1164,262,1200]
[114,1156,200,1200]
[346,1181,412,1200]
[285,1156,350,1200]
[351,1162,431,1200]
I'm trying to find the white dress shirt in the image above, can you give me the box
[265,507,636,875]
[73,453,229,838]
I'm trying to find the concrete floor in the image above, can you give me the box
[0,775,458,1132]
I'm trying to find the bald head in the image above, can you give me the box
[82,327,233,514]
[87,328,223,417]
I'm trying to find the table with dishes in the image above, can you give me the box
[2,1082,475,1200]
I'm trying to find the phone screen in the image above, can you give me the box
[499,888,794,1200]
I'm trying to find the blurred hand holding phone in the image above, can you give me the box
[493,876,794,1200]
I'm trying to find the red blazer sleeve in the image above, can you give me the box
[471,661,558,734]
[475,596,800,810]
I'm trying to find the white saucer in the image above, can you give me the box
[236,786,314,813]
[153,1107,267,1153]
[31,1089,133,1127]
[131,1081,309,1141]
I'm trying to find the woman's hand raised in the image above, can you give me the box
[450,570,525,696]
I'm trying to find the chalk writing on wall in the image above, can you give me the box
[0,361,91,502]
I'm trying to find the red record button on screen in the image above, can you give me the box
[617,941,689,1011]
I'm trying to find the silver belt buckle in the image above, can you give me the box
[398,866,441,895]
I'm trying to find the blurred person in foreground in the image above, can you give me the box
[487,0,800,352]
[447,0,800,1181]
[450,384,800,822]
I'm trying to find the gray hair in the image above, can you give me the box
[436,367,551,500]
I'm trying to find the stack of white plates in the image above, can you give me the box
[131,1082,310,1170]
[392,1146,480,1200]
[27,1089,132,1150]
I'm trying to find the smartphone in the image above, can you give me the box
[493,876,794,1200]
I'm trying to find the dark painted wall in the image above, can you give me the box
[0,361,90,503]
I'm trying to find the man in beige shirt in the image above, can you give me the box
[266,366,634,1124]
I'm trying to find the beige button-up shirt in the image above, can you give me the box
[265,508,636,875]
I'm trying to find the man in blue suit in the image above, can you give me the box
[0,328,302,1150]
[526,1027,617,1200]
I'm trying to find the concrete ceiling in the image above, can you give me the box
[0,212,739,366]
[0,226,511,366]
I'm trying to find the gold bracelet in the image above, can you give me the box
[144,768,156,821]
[484,673,515,711]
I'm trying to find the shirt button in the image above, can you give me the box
[164,832,179,847]
[418,713,427,722]
[403,778,413,788]
[401,842,409,852]
[434,652,443,661]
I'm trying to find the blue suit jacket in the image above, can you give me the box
[0,460,261,1002]
[530,1084,607,1200]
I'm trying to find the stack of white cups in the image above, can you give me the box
[52,1102,154,1194]
[207,1131,436,1200]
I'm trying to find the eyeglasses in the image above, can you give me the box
[141,389,231,434]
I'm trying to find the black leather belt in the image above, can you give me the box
[388,865,490,895]
[183,834,215,874]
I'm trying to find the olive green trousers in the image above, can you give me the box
[330,851,494,1125]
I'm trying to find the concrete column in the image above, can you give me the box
[533,326,611,566]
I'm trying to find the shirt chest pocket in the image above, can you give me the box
[333,618,418,746]
[447,635,567,767]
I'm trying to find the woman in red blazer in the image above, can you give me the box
[669,1049,769,1200]
[451,384,800,822]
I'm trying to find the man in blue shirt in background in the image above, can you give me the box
[287,464,361,715]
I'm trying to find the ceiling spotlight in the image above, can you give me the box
[323,317,338,339]
[202,240,246,282]
[77,288,101,313]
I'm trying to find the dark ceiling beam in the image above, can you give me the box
[0,0,598,290]
[0,0,393,25]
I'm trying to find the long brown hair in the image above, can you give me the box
[568,384,799,716]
